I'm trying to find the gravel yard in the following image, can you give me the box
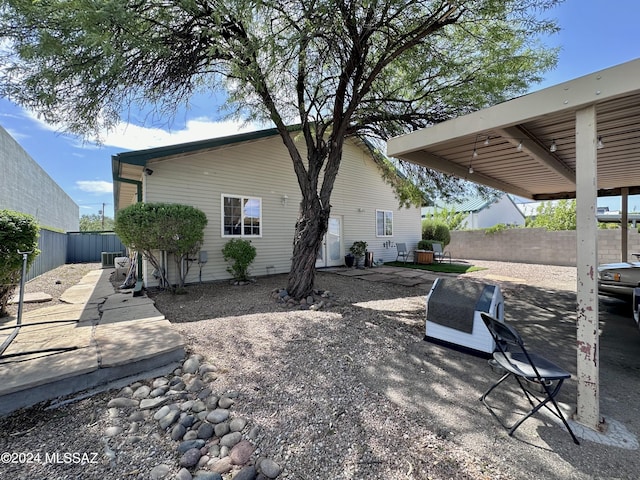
[3,260,637,480]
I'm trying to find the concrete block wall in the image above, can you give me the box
[0,125,78,232]
[449,228,640,266]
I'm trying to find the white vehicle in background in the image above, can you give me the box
[597,260,640,329]
[598,262,640,298]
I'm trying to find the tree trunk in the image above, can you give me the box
[286,195,329,299]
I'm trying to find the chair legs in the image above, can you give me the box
[480,373,580,445]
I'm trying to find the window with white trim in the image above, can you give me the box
[376,209,393,237]
[222,195,262,237]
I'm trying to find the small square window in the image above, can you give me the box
[222,195,262,237]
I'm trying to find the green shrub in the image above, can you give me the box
[0,210,40,317]
[115,202,207,290]
[222,239,257,282]
[484,223,509,235]
[421,219,451,246]
[417,239,433,250]
[349,241,368,258]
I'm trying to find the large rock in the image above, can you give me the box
[177,439,206,454]
[206,409,230,424]
[233,466,257,480]
[159,410,181,429]
[182,356,201,374]
[229,440,255,465]
[132,385,151,398]
[209,456,233,474]
[139,397,169,410]
[230,417,247,432]
[107,397,139,408]
[179,448,202,468]
[149,464,171,480]
[197,422,214,440]
[220,431,242,448]
[259,459,282,479]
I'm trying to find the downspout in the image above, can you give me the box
[114,175,144,296]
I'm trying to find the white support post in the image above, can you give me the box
[622,188,629,262]
[574,105,602,430]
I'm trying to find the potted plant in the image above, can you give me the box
[349,241,368,268]
[417,239,433,250]
[416,239,434,264]
[344,253,355,268]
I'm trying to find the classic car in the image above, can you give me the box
[597,261,640,298]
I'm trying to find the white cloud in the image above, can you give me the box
[98,117,264,151]
[19,103,268,151]
[76,180,113,194]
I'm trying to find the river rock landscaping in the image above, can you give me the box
[105,353,282,480]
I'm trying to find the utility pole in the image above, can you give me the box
[101,203,105,230]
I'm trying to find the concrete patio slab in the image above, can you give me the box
[101,292,158,311]
[333,268,379,276]
[0,268,185,417]
[100,302,166,325]
[96,318,185,368]
[8,291,52,304]
[1,345,99,395]
[0,303,100,327]
[381,276,425,286]
[1,322,93,360]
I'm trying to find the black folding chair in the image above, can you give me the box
[479,313,580,444]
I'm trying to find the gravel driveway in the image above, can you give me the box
[2,260,638,480]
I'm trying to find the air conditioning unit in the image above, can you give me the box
[101,251,123,268]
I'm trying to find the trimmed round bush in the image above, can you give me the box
[421,219,451,246]
[222,239,256,282]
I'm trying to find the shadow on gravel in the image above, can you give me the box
[157,270,640,479]
[357,282,640,480]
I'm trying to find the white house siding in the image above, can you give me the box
[467,196,524,229]
[141,135,421,286]
[0,125,79,231]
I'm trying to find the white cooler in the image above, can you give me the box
[425,278,504,355]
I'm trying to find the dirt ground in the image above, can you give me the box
[2,261,639,480]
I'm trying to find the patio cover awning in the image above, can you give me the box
[388,58,640,433]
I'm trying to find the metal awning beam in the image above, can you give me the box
[400,150,535,199]
[495,126,576,185]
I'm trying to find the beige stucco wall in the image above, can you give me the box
[449,228,640,266]
[142,135,421,285]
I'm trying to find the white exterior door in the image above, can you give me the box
[316,216,343,268]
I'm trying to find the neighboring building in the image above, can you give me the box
[0,124,79,231]
[422,194,524,229]
[112,128,421,287]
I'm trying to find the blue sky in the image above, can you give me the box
[1,0,639,219]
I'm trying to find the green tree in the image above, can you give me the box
[0,210,40,317]
[421,219,451,246]
[79,214,115,231]
[114,203,208,290]
[0,0,561,298]
[425,206,468,231]
[527,199,577,230]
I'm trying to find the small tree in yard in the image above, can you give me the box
[527,200,577,231]
[422,219,451,246]
[0,210,39,317]
[222,239,257,282]
[0,0,561,299]
[114,203,207,291]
